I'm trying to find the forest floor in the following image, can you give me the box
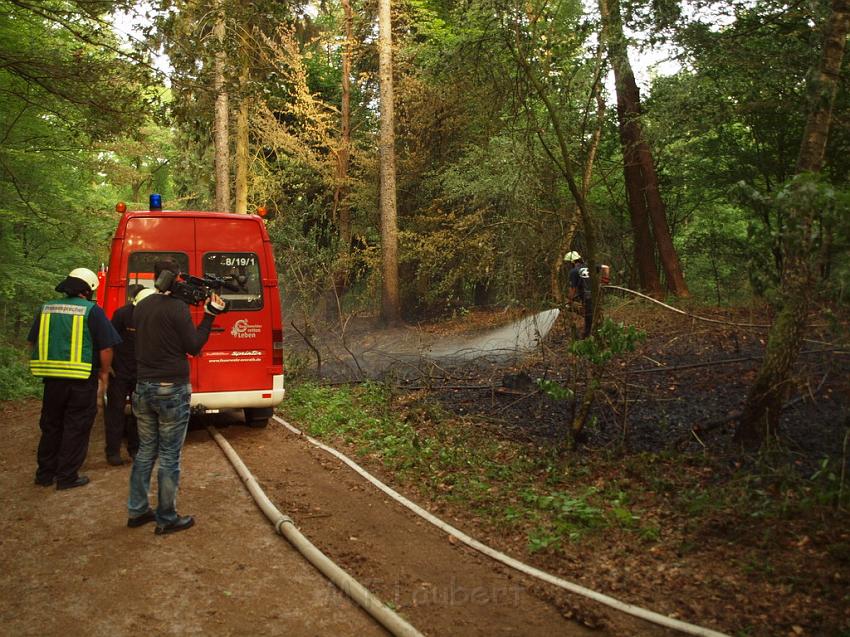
[1,297,847,637]
[285,295,850,637]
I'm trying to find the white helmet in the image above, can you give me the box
[133,288,156,306]
[563,251,582,263]
[68,267,99,291]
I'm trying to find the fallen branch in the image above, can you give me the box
[620,348,847,376]
[622,356,760,375]
[290,320,321,374]
[603,285,771,327]
[494,389,541,413]
[604,286,838,341]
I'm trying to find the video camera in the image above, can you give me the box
[154,270,237,310]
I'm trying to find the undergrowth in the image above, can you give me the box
[0,342,42,400]
[284,380,849,557]
[284,381,665,553]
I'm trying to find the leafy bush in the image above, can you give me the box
[0,342,41,400]
[569,318,646,365]
[537,318,646,445]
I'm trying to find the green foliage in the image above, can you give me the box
[731,173,850,304]
[0,343,41,400]
[283,382,368,437]
[671,453,850,519]
[645,2,850,301]
[809,457,849,509]
[676,203,751,303]
[2,0,849,343]
[529,319,645,445]
[569,318,646,366]
[0,1,150,142]
[536,378,573,401]
[386,0,603,315]
[0,1,154,341]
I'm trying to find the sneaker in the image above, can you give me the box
[154,515,195,536]
[56,476,90,490]
[106,455,125,466]
[127,509,156,528]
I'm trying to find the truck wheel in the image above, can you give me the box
[244,407,272,428]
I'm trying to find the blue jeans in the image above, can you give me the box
[128,382,192,525]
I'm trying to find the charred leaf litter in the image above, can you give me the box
[295,305,849,476]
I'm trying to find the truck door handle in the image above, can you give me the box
[211,326,225,333]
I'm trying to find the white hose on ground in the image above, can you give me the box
[273,415,730,637]
[206,425,423,637]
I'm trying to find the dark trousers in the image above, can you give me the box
[582,298,593,339]
[36,377,98,485]
[105,376,139,457]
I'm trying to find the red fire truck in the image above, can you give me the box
[98,195,284,426]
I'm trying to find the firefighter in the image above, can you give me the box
[565,251,593,339]
[103,284,144,466]
[29,268,122,490]
[565,251,611,339]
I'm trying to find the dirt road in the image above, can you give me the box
[0,401,386,637]
[1,400,660,636]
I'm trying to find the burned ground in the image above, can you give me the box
[299,299,848,469]
[419,303,848,470]
[286,299,850,636]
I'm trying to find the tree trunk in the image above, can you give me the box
[234,65,249,214]
[234,100,248,213]
[550,65,605,302]
[335,0,353,251]
[637,139,689,297]
[599,0,687,297]
[213,7,230,212]
[796,0,850,176]
[623,138,662,296]
[508,25,602,445]
[325,0,355,324]
[378,0,401,325]
[736,0,850,446]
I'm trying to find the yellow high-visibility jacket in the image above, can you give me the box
[29,298,94,379]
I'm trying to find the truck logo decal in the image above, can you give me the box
[203,349,264,363]
[231,319,262,339]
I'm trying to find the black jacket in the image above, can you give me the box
[134,293,214,384]
[110,302,137,379]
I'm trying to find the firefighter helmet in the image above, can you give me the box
[67,267,99,291]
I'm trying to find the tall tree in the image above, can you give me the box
[334,0,354,251]
[736,0,850,446]
[234,60,249,214]
[598,0,688,297]
[498,0,600,298]
[550,51,606,303]
[213,2,230,211]
[378,0,401,325]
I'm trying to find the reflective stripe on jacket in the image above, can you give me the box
[29,298,94,379]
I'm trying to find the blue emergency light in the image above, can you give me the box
[150,193,163,211]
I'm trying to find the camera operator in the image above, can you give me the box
[126,257,226,535]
